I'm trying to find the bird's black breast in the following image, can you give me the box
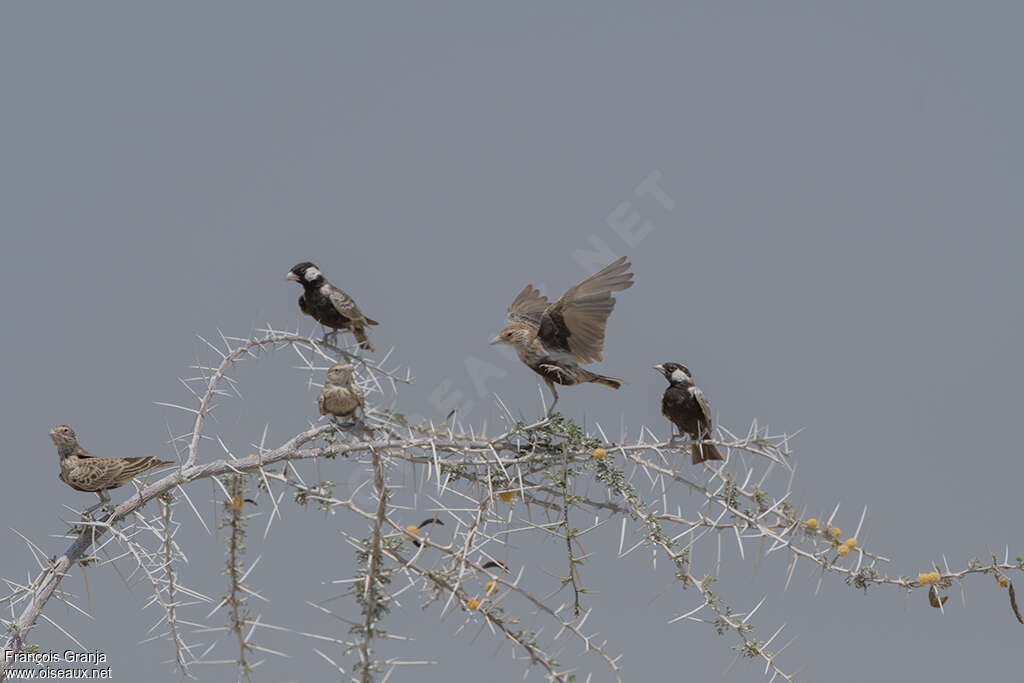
[662,385,702,435]
[299,288,353,329]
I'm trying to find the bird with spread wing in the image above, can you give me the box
[490,257,634,411]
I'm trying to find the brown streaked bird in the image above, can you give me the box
[317,363,365,423]
[653,363,724,464]
[490,257,634,411]
[286,261,379,351]
[49,425,175,516]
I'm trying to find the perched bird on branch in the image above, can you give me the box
[48,425,175,517]
[491,257,634,411]
[653,363,724,464]
[286,262,378,351]
[317,363,365,423]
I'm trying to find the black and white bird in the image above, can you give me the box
[286,262,378,351]
[490,257,634,411]
[653,363,724,464]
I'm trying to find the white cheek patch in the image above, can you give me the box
[304,267,322,282]
[671,369,690,384]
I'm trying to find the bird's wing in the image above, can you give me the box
[691,386,714,431]
[317,388,328,416]
[327,285,365,322]
[67,457,123,491]
[66,455,170,492]
[538,257,634,363]
[506,285,549,327]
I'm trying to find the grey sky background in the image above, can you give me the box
[2,2,1022,681]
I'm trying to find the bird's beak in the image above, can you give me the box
[489,335,502,346]
[48,428,56,437]
[652,364,664,374]
[285,272,300,282]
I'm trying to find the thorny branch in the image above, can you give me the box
[3,328,1022,682]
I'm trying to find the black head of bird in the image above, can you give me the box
[654,362,693,385]
[286,262,324,287]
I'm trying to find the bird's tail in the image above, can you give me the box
[353,327,375,352]
[582,370,626,390]
[691,441,724,464]
[364,317,380,326]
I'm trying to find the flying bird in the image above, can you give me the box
[286,262,378,351]
[653,363,724,464]
[49,425,175,517]
[317,363,365,423]
[491,257,634,411]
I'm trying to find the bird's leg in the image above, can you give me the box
[81,490,110,519]
[544,380,560,414]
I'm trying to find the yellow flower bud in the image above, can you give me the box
[829,526,842,539]
[230,495,243,511]
[593,448,607,461]
[805,518,818,530]
[998,577,1008,589]
[248,453,257,458]
[843,538,857,549]
[485,581,498,596]
[466,598,480,611]
[836,544,850,557]
[499,491,515,503]
[404,525,420,542]
[918,572,939,585]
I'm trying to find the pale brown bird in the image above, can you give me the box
[317,364,365,423]
[49,425,174,517]
[490,257,634,411]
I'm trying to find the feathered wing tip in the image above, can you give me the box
[582,256,634,294]
[137,456,175,470]
[119,456,175,482]
[691,442,724,464]
[364,317,380,326]
[353,327,375,351]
